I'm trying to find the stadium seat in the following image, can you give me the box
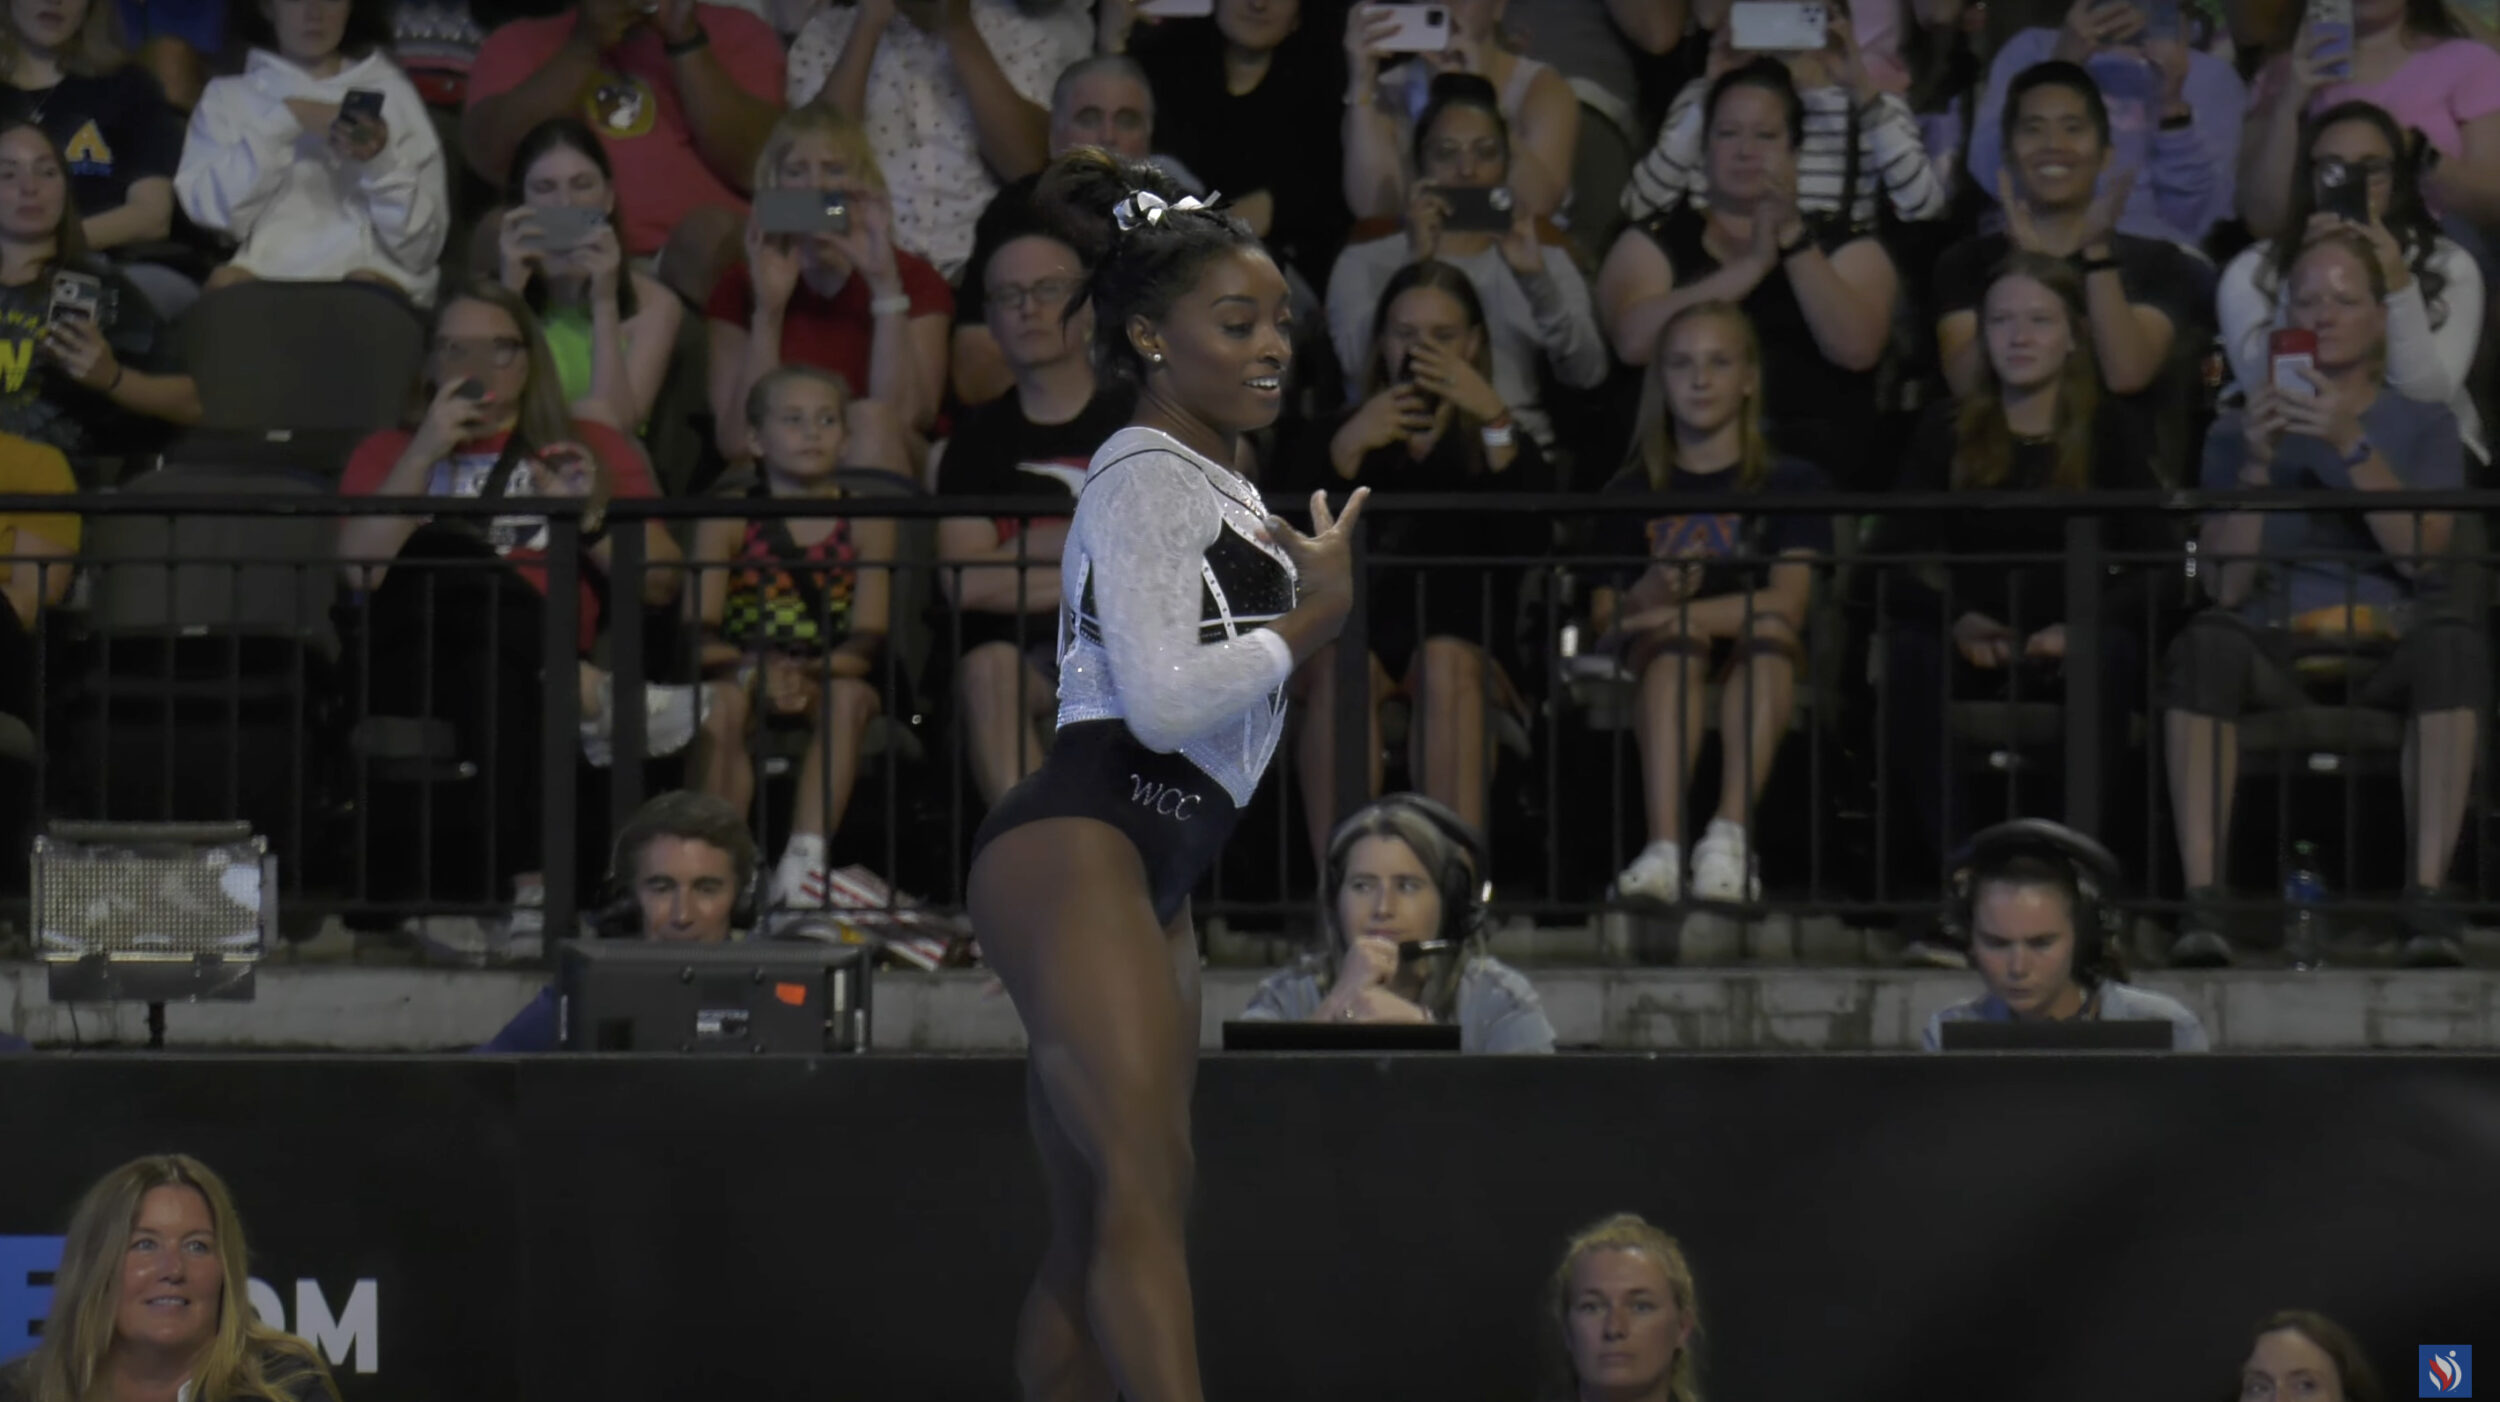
[53,465,341,879]
[178,280,428,435]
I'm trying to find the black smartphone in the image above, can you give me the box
[2315,160,2371,225]
[1434,184,1515,233]
[754,188,852,237]
[1396,350,1439,408]
[453,378,489,402]
[340,88,385,125]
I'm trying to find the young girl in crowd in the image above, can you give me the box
[176,0,447,302]
[693,365,891,913]
[1879,253,2169,877]
[0,120,195,470]
[1327,73,1607,454]
[707,105,949,470]
[1292,258,1549,861]
[493,118,681,434]
[2218,100,2484,461]
[1598,59,1896,485]
[1595,301,1828,908]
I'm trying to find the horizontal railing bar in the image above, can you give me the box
[8,488,2500,517]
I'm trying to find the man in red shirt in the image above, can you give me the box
[463,0,784,302]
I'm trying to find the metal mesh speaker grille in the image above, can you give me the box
[34,837,270,961]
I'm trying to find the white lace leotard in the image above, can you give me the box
[1056,426,1298,808]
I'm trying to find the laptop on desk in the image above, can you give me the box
[1936,1019,2177,1051]
[1221,1021,1463,1052]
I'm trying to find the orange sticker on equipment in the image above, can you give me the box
[774,982,808,1006]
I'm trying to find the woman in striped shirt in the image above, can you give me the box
[1621,0,1949,229]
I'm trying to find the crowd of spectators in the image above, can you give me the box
[4,0,2500,973]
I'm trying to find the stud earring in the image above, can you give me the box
[1148,352,1165,365]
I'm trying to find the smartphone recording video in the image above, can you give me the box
[1433,184,1514,233]
[2314,160,2371,224]
[46,270,101,331]
[755,189,853,237]
[1730,0,1828,51]
[2269,328,2319,396]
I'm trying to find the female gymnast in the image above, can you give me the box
[966,149,1369,1402]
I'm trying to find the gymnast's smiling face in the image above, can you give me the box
[1128,246,1294,441]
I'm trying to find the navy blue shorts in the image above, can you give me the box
[970,720,1241,929]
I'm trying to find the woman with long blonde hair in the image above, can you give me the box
[1876,251,2169,889]
[1595,300,1830,909]
[706,104,949,469]
[1542,1213,1707,1402]
[0,1154,336,1402]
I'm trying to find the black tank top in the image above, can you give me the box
[1635,208,1875,482]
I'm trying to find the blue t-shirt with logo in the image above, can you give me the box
[0,67,184,220]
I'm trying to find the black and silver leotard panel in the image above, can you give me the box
[1056,426,1298,807]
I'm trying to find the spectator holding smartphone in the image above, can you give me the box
[692,365,891,912]
[2238,0,2500,237]
[707,105,950,468]
[176,0,448,303]
[1289,259,1549,856]
[1597,59,1895,483]
[338,281,741,958]
[1328,73,1605,453]
[1592,301,1827,908]
[1341,0,1579,221]
[1878,254,2170,882]
[462,0,784,306]
[1963,0,2245,249]
[0,121,195,473]
[495,117,685,431]
[2162,231,2478,969]
[2217,101,2483,461]
[1623,0,1949,229]
[935,220,1130,808]
[784,0,1090,277]
[1239,794,1556,1053]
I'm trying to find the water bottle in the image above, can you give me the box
[2283,842,2327,971]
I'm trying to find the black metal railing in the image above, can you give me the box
[2,487,2490,952]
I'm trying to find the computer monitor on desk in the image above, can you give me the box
[557,940,872,1053]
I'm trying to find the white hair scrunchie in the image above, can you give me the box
[1110,189,1222,232]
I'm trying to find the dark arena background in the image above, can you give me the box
[3,1054,2495,1400]
[11,0,2500,1393]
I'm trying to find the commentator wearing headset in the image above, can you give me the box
[1922,819,2210,1052]
[1239,794,1557,1053]
[476,790,759,1054]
